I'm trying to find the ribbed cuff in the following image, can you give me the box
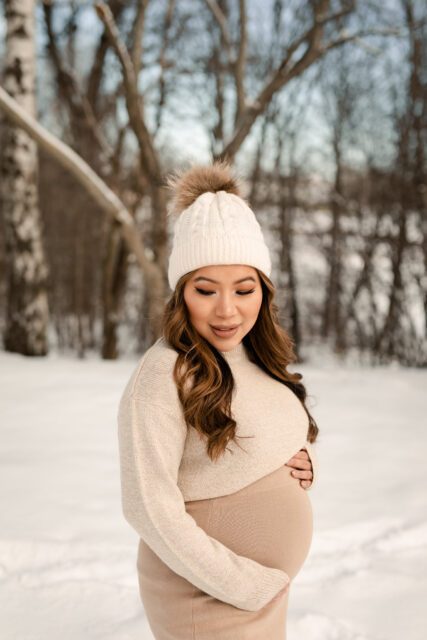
[238,567,290,612]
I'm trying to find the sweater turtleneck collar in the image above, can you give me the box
[218,340,247,363]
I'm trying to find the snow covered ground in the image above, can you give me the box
[1,346,426,640]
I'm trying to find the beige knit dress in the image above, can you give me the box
[117,337,318,639]
[137,462,313,639]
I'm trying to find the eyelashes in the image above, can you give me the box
[195,288,255,296]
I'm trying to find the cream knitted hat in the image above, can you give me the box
[166,161,272,291]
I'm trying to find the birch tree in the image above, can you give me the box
[0,0,49,355]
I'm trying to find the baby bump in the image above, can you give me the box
[185,463,313,581]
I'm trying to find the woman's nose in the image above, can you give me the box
[215,293,237,315]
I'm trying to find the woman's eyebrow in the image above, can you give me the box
[194,276,256,284]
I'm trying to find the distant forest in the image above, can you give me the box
[0,0,425,365]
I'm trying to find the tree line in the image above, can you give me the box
[0,0,425,366]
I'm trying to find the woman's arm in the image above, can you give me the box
[117,389,289,612]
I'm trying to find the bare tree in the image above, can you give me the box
[0,0,49,355]
[373,0,427,364]
[202,0,397,162]
[318,49,358,353]
[42,0,137,358]
[0,0,403,360]
[0,85,165,343]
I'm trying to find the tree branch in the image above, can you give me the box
[94,2,162,185]
[94,2,169,274]
[86,0,127,110]
[43,3,114,162]
[321,27,400,54]
[216,1,398,162]
[0,84,161,287]
[155,0,175,133]
[235,0,247,125]
[204,0,236,63]
[130,0,150,76]
[204,0,247,124]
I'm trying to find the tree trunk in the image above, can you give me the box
[1,0,50,355]
[102,219,129,359]
[373,203,407,361]
[279,170,301,358]
[321,146,345,353]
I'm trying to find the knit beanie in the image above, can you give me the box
[166,160,272,291]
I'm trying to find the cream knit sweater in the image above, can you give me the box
[117,336,318,612]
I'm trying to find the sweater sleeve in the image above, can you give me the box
[117,388,290,612]
[302,439,318,490]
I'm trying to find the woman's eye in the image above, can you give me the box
[195,288,255,296]
[195,288,214,296]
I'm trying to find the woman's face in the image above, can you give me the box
[183,264,263,351]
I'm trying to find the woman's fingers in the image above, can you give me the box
[286,458,311,469]
[295,449,309,458]
[290,468,313,479]
[285,449,313,488]
[286,450,312,470]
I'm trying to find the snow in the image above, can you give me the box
[1,348,426,640]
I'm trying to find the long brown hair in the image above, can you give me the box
[162,268,319,463]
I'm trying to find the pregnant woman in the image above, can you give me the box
[117,160,319,639]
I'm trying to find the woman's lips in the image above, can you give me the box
[210,325,239,338]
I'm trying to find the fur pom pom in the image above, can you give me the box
[166,160,244,215]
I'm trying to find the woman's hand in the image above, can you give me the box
[285,449,313,489]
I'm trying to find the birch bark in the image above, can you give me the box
[1,0,49,355]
